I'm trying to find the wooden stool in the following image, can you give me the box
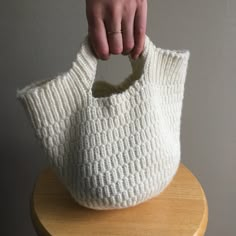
[30,164,208,236]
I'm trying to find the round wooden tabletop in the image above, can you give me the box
[30,164,208,236]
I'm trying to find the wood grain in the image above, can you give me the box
[30,164,208,236]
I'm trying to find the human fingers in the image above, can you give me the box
[121,5,135,55]
[131,1,147,60]
[86,2,109,60]
[104,6,123,55]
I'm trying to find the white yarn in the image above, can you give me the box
[16,34,190,210]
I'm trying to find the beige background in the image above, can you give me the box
[1,0,235,235]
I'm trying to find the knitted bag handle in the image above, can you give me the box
[16,34,189,132]
[72,34,154,94]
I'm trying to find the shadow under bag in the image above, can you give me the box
[16,34,190,210]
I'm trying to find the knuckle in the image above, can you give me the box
[107,3,121,20]
[137,0,146,5]
[135,26,146,36]
[89,4,101,15]
[87,8,101,24]
[123,2,136,13]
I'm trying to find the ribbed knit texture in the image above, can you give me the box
[16,34,190,210]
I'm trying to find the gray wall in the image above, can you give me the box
[1,0,235,235]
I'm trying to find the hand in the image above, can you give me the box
[85,0,147,60]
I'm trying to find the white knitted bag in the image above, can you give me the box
[16,34,190,210]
